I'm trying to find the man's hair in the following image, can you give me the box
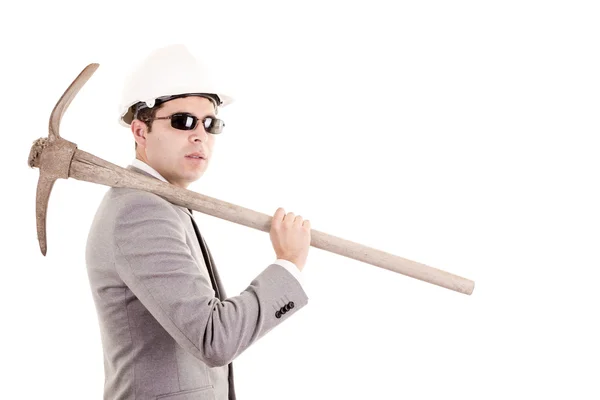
[132,103,164,150]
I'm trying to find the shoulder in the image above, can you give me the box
[108,188,189,240]
[107,187,181,219]
[112,186,170,205]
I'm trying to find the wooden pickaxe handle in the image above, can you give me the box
[29,63,475,296]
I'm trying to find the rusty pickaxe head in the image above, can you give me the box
[28,63,100,255]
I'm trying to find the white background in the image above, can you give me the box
[2,1,599,399]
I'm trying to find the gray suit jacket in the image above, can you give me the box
[85,165,309,400]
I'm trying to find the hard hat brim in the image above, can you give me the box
[119,92,234,127]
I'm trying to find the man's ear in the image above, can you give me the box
[131,119,148,148]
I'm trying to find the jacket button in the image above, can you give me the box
[289,302,295,309]
[280,306,287,314]
[284,304,291,311]
[276,311,281,318]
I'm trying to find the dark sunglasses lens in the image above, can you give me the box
[205,117,225,134]
[171,114,197,130]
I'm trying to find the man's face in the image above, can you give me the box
[132,96,217,189]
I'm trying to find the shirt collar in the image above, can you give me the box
[131,158,168,183]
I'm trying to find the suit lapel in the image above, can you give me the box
[188,213,227,300]
[202,229,227,299]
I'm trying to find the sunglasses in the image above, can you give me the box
[153,113,225,134]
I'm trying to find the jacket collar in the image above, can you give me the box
[126,164,193,218]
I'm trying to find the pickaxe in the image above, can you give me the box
[28,63,475,296]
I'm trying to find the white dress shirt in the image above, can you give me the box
[131,158,306,293]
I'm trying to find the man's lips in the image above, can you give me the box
[185,152,206,159]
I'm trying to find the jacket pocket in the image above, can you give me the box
[155,385,215,400]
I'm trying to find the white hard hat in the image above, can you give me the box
[118,44,234,127]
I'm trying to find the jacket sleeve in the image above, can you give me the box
[112,191,309,367]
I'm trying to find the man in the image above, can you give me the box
[85,44,310,400]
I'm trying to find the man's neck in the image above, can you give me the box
[131,158,168,183]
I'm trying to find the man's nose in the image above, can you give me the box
[190,128,208,142]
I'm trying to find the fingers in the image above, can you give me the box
[302,219,311,230]
[273,208,310,229]
[272,207,285,227]
[283,212,295,223]
[275,208,297,224]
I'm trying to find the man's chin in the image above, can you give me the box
[183,170,205,184]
